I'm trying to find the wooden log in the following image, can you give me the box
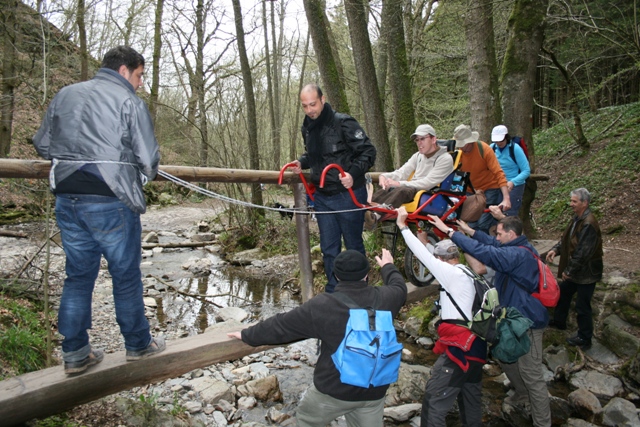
[0,324,272,427]
[141,241,209,249]
[0,229,28,238]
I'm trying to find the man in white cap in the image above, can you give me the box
[453,124,511,235]
[365,124,454,230]
[490,125,530,217]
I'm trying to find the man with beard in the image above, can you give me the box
[286,84,376,293]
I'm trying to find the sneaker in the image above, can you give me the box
[548,320,567,330]
[126,336,166,361]
[364,211,380,231]
[566,334,591,350]
[64,348,104,375]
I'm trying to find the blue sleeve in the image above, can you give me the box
[451,231,519,275]
[511,145,530,186]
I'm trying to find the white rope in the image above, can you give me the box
[157,169,372,216]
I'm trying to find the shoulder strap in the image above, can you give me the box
[477,141,484,158]
[441,264,475,323]
[330,290,380,310]
[508,140,520,173]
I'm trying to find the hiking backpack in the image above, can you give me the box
[514,246,561,308]
[490,136,529,173]
[330,291,403,388]
[441,265,504,345]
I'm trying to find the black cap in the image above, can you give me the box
[333,250,370,281]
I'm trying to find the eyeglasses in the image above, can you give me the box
[415,135,432,142]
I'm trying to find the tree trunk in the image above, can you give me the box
[382,0,415,166]
[500,0,550,237]
[272,0,283,169]
[196,0,208,167]
[231,0,263,216]
[290,32,311,162]
[344,0,392,172]
[464,0,500,140]
[0,0,18,158]
[77,0,88,81]
[149,0,164,124]
[262,0,277,170]
[302,0,349,113]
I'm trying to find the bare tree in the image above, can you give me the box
[344,0,392,171]
[464,0,500,140]
[149,0,164,124]
[381,0,415,165]
[262,0,278,170]
[302,0,349,113]
[0,0,19,157]
[77,0,88,81]
[231,0,263,216]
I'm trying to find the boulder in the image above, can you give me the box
[568,388,602,422]
[230,248,268,266]
[237,375,283,402]
[570,371,624,399]
[385,363,430,405]
[216,307,249,323]
[567,419,600,427]
[601,315,640,358]
[384,403,422,422]
[403,317,422,337]
[237,396,257,410]
[602,397,640,427]
[191,233,216,243]
[544,345,570,373]
[190,376,234,405]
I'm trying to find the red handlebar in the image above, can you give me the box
[319,164,367,208]
[278,162,315,201]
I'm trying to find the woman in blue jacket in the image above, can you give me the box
[490,125,530,217]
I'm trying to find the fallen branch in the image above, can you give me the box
[142,241,210,249]
[604,246,634,253]
[0,229,28,238]
[16,230,61,278]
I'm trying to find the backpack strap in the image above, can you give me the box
[477,141,484,158]
[440,265,476,324]
[330,291,379,331]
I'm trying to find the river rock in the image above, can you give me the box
[191,233,215,243]
[143,297,157,308]
[403,316,422,337]
[190,376,234,405]
[401,348,414,363]
[384,403,422,422]
[602,397,640,426]
[143,231,159,243]
[544,344,570,373]
[216,306,249,323]
[211,410,228,426]
[229,248,267,266]
[416,336,434,348]
[570,371,624,399]
[184,401,203,413]
[266,406,292,424]
[567,419,600,427]
[237,375,283,402]
[237,396,257,410]
[601,315,640,358]
[248,362,270,380]
[385,363,430,405]
[182,256,213,274]
[482,362,502,377]
[568,388,602,422]
[551,395,573,425]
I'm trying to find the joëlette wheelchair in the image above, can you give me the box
[278,139,476,287]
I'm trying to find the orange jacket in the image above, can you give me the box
[459,142,507,191]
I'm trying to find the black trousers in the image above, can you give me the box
[553,279,596,341]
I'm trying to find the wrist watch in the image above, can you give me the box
[447,228,455,237]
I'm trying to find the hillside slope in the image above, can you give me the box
[532,102,640,277]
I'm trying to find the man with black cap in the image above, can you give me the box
[227,249,407,427]
[396,206,486,427]
[366,124,453,221]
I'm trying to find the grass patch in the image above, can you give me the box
[0,292,49,379]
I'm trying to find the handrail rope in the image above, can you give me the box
[157,169,372,216]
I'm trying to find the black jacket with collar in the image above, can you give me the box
[299,103,376,195]
[241,263,406,401]
[552,208,603,284]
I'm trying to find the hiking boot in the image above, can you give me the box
[548,320,567,330]
[566,334,591,350]
[64,348,104,375]
[364,211,380,231]
[126,336,166,361]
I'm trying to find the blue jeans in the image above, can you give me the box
[467,188,503,235]
[55,194,151,362]
[314,186,367,292]
[504,183,525,217]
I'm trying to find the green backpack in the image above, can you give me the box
[442,265,505,345]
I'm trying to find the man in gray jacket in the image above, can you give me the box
[33,46,165,375]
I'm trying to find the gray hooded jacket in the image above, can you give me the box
[33,68,160,214]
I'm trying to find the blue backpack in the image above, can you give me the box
[330,291,403,388]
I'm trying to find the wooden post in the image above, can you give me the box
[293,184,314,302]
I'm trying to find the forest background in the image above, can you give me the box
[0,0,638,238]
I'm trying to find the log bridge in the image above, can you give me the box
[0,159,547,425]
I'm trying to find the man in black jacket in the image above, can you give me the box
[227,249,406,427]
[546,188,603,349]
[286,84,376,293]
